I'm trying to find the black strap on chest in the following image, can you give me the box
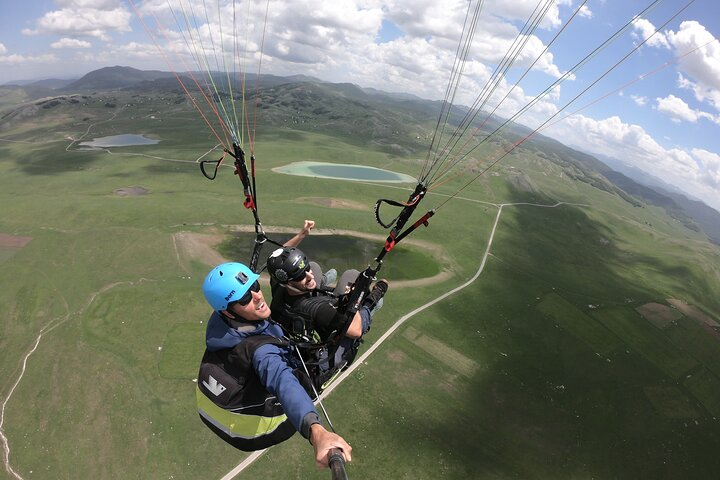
[230,334,290,382]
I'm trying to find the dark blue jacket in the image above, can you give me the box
[204,312,319,436]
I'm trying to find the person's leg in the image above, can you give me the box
[367,297,384,317]
[359,307,373,334]
[333,269,360,296]
[332,337,360,368]
[310,261,338,291]
[322,268,337,288]
[309,261,323,284]
[363,280,388,317]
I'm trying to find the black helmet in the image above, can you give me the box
[267,247,309,284]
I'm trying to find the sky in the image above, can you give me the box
[1,0,719,212]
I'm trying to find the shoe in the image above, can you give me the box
[321,268,337,289]
[363,280,388,311]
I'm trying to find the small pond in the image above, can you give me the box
[79,134,159,148]
[274,161,416,183]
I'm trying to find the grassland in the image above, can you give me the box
[1,88,720,480]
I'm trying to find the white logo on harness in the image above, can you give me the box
[203,375,227,396]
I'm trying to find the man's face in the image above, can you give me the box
[288,267,316,291]
[227,286,271,321]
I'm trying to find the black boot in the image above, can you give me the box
[363,280,388,311]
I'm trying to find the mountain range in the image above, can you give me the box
[6,65,719,243]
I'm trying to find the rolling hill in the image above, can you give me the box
[6,65,720,240]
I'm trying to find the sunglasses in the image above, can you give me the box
[234,281,261,306]
[290,265,311,282]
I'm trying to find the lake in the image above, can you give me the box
[79,134,160,148]
[274,161,416,183]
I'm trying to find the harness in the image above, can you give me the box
[196,334,312,451]
[269,286,358,385]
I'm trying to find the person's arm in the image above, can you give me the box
[344,312,363,338]
[302,299,363,339]
[254,343,352,467]
[321,303,363,339]
[253,344,317,433]
[309,423,353,468]
[284,219,315,248]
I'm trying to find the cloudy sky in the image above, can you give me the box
[1,0,719,212]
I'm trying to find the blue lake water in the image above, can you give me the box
[79,134,159,148]
[274,161,416,183]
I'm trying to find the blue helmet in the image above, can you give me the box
[202,262,260,311]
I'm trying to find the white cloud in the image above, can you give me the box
[637,20,720,112]
[691,148,720,189]
[631,95,647,106]
[365,0,571,109]
[578,6,592,19]
[547,114,720,211]
[515,34,564,78]
[666,21,720,112]
[105,41,165,61]
[631,18,670,49]
[677,73,695,92]
[656,94,700,122]
[264,0,383,66]
[0,43,58,67]
[655,94,720,125]
[380,0,463,40]
[51,38,92,49]
[23,2,132,40]
[129,0,568,104]
[485,0,569,29]
[0,53,58,66]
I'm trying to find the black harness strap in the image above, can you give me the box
[374,198,408,228]
[230,144,256,211]
[200,151,226,180]
[336,182,434,332]
[199,142,285,272]
[374,182,429,256]
[386,209,435,251]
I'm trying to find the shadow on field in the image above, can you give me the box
[494,189,683,303]
[400,188,720,478]
[17,142,98,175]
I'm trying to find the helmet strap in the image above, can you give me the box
[286,283,306,296]
[219,308,241,322]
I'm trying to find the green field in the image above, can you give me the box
[1,89,720,479]
[536,293,621,356]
